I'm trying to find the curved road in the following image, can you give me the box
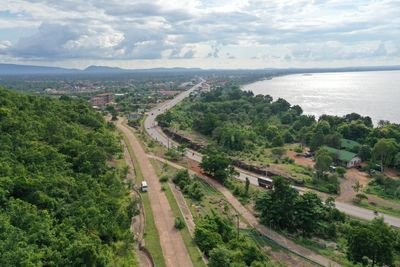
[144,80,400,229]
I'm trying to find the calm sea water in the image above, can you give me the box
[243,70,400,124]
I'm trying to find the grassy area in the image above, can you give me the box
[149,159,207,267]
[292,236,357,267]
[121,133,166,267]
[225,177,264,208]
[364,183,400,203]
[355,201,400,218]
[164,184,207,267]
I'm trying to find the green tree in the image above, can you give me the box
[194,226,223,255]
[358,145,372,161]
[295,192,325,236]
[310,130,325,151]
[395,152,400,170]
[316,120,331,135]
[347,218,395,266]
[0,88,135,266]
[324,132,341,148]
[271,134,284,147]
[315,148,333,177]
[208,246,232,267]
[200,149,236,184]
[245,177,250,196]
[255,176,298,230]
[372,139,398,171]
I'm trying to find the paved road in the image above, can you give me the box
[118,119,193,267]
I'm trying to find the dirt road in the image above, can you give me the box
[287,150,315,168]
[117,119,193,267]
[121,139,153,267]
[149,155,340,267]
[337,168,370,202]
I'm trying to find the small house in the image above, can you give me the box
[325,147,362,168]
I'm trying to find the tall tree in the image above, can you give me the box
[245,177,250,196]
[315,148,333,177]
[372,138,398,171]
[310,130,325,151]
[200,148,236,184]
[255,176,299,230]
[347,218,395,266]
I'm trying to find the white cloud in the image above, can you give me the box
[0,0,398,68]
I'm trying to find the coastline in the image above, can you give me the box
[241,70,400,125]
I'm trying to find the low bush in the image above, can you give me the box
[175,217,185,230]
[159,175,169,183]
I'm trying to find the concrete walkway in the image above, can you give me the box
[117,120,193,267]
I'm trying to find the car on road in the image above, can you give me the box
[141,181,148,192]
[304,152,313,158]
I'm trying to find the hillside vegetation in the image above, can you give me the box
[157,82,400,193]
[0,88,136,266]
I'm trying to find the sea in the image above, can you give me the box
[242,70,400,125]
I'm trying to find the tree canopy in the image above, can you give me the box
[0,88,136,266]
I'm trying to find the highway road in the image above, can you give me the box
[144,80,400,228]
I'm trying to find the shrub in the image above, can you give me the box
[175,217,185,230]
[159,175,169,183]
[294,146,303,153]
[165,148,182,161]
[187,181,205,201]
[173,170,205,201]
[353,193,368,203]
[336,167,346,177]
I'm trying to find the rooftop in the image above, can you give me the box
[325,146,358,162]
[95,92,114,97]
[341,138,361,150]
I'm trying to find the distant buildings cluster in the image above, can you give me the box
[90,93,115,108]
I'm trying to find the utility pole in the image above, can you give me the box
[236,214,240,239]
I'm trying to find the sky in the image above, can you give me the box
[0,0,399,69]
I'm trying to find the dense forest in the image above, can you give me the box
[157,82,400,193]
[157,82,400,162]
[0,88,136,266]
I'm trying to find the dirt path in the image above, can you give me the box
[337,169,370,202]
[121,139,153,267]
[149,155,340,267]
[117,119,193,267]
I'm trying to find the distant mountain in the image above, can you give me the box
[0,63,204,76]
[84,65,126,73]
[0,63,399,76]
[84,65,203,73]
[0,63,79,75]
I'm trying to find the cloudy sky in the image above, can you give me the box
[0,0,399,69]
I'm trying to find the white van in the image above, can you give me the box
[141,181,148,192]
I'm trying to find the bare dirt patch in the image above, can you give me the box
[286,150,315,168]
